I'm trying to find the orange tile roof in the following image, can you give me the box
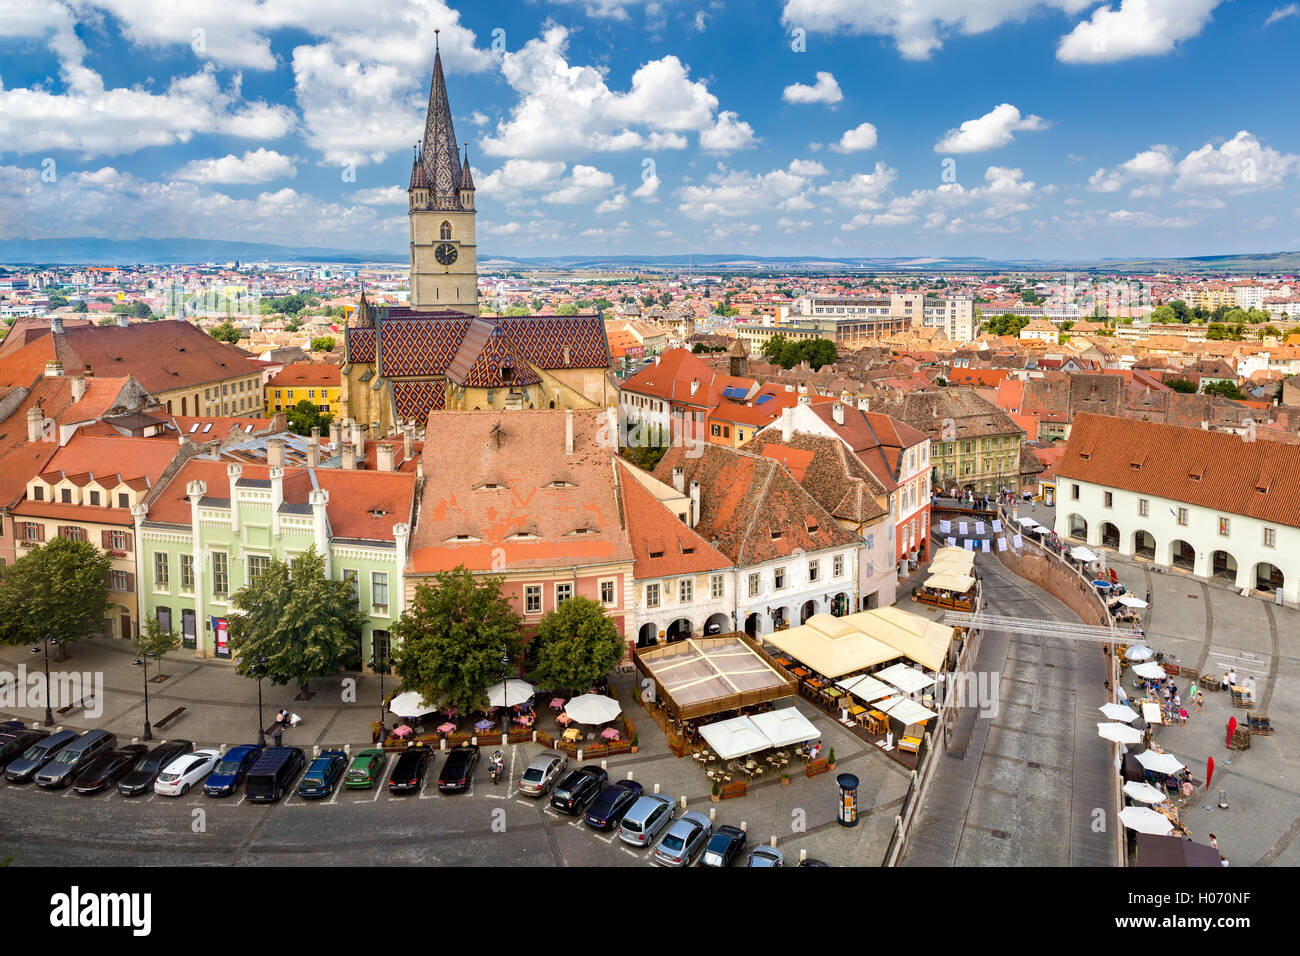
[265,363,342,389]
[615,461,731,579]
[1057,413,1300,528]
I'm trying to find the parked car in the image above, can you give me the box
[118,740,194,796]
[4,729,78,784]
[72,745,149,794]
[297,750,347,799]
[388,744,432,794]
[437,744,479,793]
[700,824,748,868]
[618,793,676,847]
[797,858,831,867]
[204,744,263,797]
[746,846,784,867]
[654,811,713,866]
[584,779,644,830]
[518,751,568,797]
[0,720,25,731]
[0,729,47,768]
[154,749,221,797]
[35,730,117,789]
[245,747,306,803]
[550,766,608,814]
[344,748,386,790]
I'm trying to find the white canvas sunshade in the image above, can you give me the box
[1124,781,1169,804]
[1119,595,1149,608]
[749,707,821,749]
[1142,701,1164,726]
[1120,806,1174,835]
[1099,702,1139,722]
[486,679,535,708]
[1070,546,1099,562]
[1017,516,1042,530]
[1135,750,1185,774]
[879,696,938,725]
[836,673,893,703]
[698,715,771,761]
[876,662,936,695]
[1133,662,1167,679]
[923,571,976,593]
[1125,645,1154,661]
[388,691,438,717]
[564,694,622,725]
[1098,721,1143,744]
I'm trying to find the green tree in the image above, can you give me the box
[531,597,623,693]
[310,336,335,352]
[1165,378,1198,393]
[135,614,182,678]
[980,313,1031,337]
[640,295,655,308]
[1150,305,1176,324]
[210,321,241,343]
[657,293,673,308]
[503,305,531,316]
[390,567,524,715]
[227,548,364,696]
[286,398,334,437]
[71,300,89,313]
[0,537,112,656]
[1168,300,1190,323]
[1201,380,1247,400]
[556,303,579,315]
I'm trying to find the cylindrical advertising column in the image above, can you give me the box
[836,772,859,827]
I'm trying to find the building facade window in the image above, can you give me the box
[833,554,844,577]
[808,559,820,583]
[1177,508,1189,527]
[342,569,359,604]
[180,554,194,592]
[248,554,269,582]
[774,567,786,590]
[600,581,616,605]
[371,572,388,613]
[556,583,573,605]
[109,570,130,592]
[1138,498,1149,517]
[212,552,228,598]
[711,574,724,599]
[154,552,169,590]
[1218,517,1230,536]
[1264,527,1276,548]
[645,583,660,608]
[748,573,761,598]
[1104,492,1113,508]
[1071,484,1079,500]
[525,585,542,613]
[679,578,693,603]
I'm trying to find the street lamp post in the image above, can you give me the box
[500,649,511,740]
[368,652,387,735]
[142,649,153,742]
[42,637,54,727]
[256,655,268,747]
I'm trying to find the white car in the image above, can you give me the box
[153,748,221,797]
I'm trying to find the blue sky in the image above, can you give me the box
[2,0,1299,260]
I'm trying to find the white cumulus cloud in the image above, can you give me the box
[831,122,879,153]
[934,103,1046,154]
[782,72,843,105]
[173,148,296,184]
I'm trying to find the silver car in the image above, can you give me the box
[517,751,568,797]
[618,793,676,847]
[654,811,713,866]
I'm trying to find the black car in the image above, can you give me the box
[4,729,78,783]
[0,729,47,768]
[699,824,748,868]
[0,720,25,731]
[437,744,479,793]
[117,740,194,796]
[72,745,149,794]
[551,766,608,815]
[798,858,831,867]
[388,744,432,794]
[584,779,644,830]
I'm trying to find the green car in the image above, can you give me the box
[344,749,387,789]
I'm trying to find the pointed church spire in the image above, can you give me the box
[460,142,475,191]
[420,29,463,211]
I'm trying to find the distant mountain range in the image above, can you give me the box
[3,237,1300,275]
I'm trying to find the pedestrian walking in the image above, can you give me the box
[1209,834,1219,851]
[1179,707,1188,726]
[1145,589,1151,605]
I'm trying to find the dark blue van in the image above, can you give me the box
[244,747,306,803]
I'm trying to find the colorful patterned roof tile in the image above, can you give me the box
[497,316,609,369]
[447,318,542,388]
[392,379,446,422]
[376,314,474,377]
[345,326,376,364]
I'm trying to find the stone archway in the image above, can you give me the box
[1254,562,1284,593]
[800,599,818,624]
[1132,529,1156,560]
[665,617,692,642]
[637,622,659,648]
[703,613,730,635]
[1100,521,1120,550]
[1211,550,1237,582]
[1067,513,1088,541]
[831,592,850,616]
[743,613,760,638]
[1170,539,1195,571]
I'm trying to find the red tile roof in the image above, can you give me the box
[266,363,341,389]
[615,461,731,579]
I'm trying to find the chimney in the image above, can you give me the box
[832,403,844,426]
[117,314,129,329]
[377,443,396,473]
[840,389,852,405]
[688,479,701,529]
[26,407,42,443]
[50,315,63,335]
[342,442,356,470]
[266,437,285,469]
[672,466,684,493]
[307,434,320,468]
[44,361,63,377]
[70,376,86,402]
[402,424,413,462]
[310,488,331,576]
[565,407,574,456]
[329,420,342,449]
[352,420,365,461]
[780,407,794,442]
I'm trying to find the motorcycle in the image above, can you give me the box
[490,753,504,785]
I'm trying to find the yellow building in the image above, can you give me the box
[266,363,342,417]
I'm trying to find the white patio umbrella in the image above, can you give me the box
[1119,806,1174,835]
[1134,750,1185,775]
[1125,645,1154,662]
[1132,661,1167,680]
[388,691,438,717]
[1070,546,1099,562]
[486,679,535,709]
[563,693,622,725]
[1100,702,1139,722]
[1123,781,1169,804]
[1119,595,1150,609]
[1098,722,1143,745]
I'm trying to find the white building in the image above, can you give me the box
[1054,413,1300,605]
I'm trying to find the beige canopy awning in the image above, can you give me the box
[923,571,976,593]
[930,546,975,570]
[766,608,956,676]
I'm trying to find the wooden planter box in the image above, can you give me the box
[720,780,747,800]
[805,758,829,778]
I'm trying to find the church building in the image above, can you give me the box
[341,37,614,434]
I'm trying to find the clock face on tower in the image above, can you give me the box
[434,242,458,266]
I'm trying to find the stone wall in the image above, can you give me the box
[996,545,1108,627]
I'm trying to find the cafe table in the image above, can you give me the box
[562,728,581,743]
[790,666,810,680]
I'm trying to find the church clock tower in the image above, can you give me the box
[409,31,478,314]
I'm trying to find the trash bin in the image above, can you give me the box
[836,773,860,828]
